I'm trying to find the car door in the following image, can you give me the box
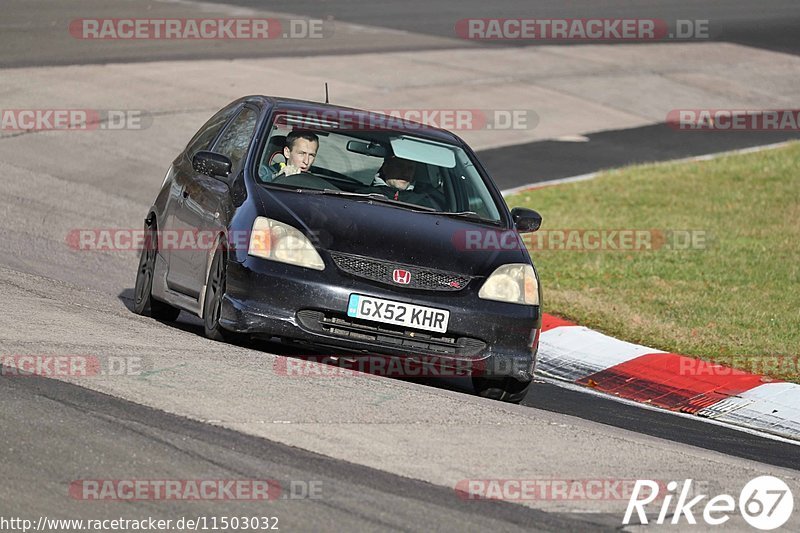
[183,105,259,292]
[164,103,241,296]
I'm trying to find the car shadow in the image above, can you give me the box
[118,288,135,312]
[118,288,477,397]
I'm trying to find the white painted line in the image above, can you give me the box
[501,140,796,197]
[502,170,602,196]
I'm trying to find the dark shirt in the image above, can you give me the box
[357,184,441,210]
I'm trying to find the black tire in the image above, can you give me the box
[203,245,247,344]
[133,221,181,321]
[473,376,532,404]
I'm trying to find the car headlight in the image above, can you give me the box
[479,264,539,305]
[248,216,325,270]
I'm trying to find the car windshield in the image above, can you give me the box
[255,111,504,224]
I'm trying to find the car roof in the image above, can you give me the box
[245,95,464,145]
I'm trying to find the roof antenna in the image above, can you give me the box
[324,82,329,104]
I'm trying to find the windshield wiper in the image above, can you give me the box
[431,211,504,225]
[315,190,388,200]
[262,182,310,192]
[438,211,480,219]
[313,190,437,211]
[264,186,496,220]
[261,184,373,197]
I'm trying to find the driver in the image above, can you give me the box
[261,130,319,179]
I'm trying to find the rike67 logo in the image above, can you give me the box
[624,476,794,530]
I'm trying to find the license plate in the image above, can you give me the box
[347,294,450,333]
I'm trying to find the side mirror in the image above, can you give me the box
[193,151,232,179]
[511,207,542,233]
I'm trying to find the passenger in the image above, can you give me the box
[261,130,319,179]
[363,156,440,209]
[375,156,416,195]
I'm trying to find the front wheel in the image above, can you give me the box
[473,376,532,404]
[133,222,181,321]
[203,246,247,344]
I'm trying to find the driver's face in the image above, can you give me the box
[283,139,318,171]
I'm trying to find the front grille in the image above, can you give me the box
[296,310,486,356]
[330,251,472,291]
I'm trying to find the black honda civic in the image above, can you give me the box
[134,96,543,402]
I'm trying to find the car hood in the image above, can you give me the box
[254,187,529,276]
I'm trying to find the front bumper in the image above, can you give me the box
[221,256,540,381]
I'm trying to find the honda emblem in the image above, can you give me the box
[392,269,411,285]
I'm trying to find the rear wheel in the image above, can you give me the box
[133,220,181,321]
[203,245,247,344]
[473,377,532,404]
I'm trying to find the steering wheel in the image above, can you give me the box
[268,151,286,166]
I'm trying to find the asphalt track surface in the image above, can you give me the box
[2,1,800,531]
[482,125,800,189]
[217,0,800,55]
[113,306,800,471]
[4,0,799,67]
[524,382,800,471]
[0,371,616,531]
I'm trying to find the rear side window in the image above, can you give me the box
[185,104,240,156]
[213,107,259,171]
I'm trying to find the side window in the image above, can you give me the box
[213,107,259,171]
[185,105,240,156]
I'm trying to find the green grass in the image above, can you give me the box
[506,142,800,381]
